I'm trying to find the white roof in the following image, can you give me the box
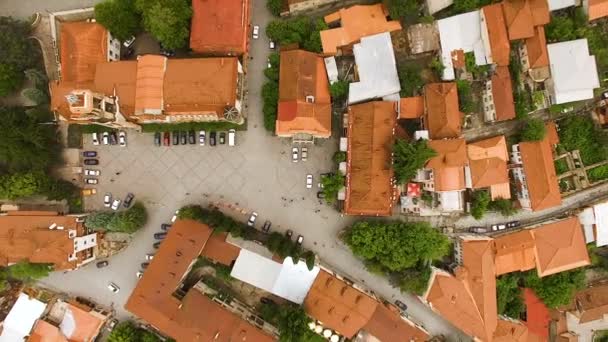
[324,57,339,84]
[548,0,576,11]
[231,249,320,304]
[578,207,597,243]
[427,0,454,14]
[594,202,608,247]
[548,39,600,104]
[348,32,401,104]
[437,10,490,80]
[439,191,464,211]
[0,293,46,342]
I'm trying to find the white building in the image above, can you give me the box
[0,293,46,342]
[548,0,577,11]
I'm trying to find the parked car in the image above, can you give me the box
[171,210,179,223]
[188,130,196,144]
[111,199,121,211]
[153,241,161,249]
[109,131,118,145]
[145,254,154,261]
[306,174,313,189]
[106,318,119,331]
[136,271,144,279]
[262,220,271,233]
[228,129,235,146]
[104,193,112,207]
[96,260,109,268]
[107,282,120,293]
[84,159,99,165]
[163,132,170,146]
[123,36,136,48]
[180,131,187,145]
[154,232,167,240]
[102,132,109,145]
[84,169,100,176]
[161,223,172,231]
[296,235,304,246]
[301,147,308,161]
[394,300,408,312]
[506,221,521,228]
[269,41,275,49]
[286,229,293,240]
[154,132,161,146]
[123,192,134,208]
[141,262,150,269]
[210,132,217,146]
[317,191,325,199]
[92,132,99,145]
[292,147,299,162]
[247,212,258,227]
[84,178,98,185]
[83,151,97,157]
[260,297,275,305]
[199,130,206,146]
[219,132,226,144]
[119,131,127,147]
[252,25,260,39]
[469,227,488,233]
[82,189,97,196]
[491,223,507,231]
[172,131,180,145]
[160,47,175,57]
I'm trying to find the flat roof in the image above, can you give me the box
[0,293,46,342]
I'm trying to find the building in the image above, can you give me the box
[554,283,608,341]
[0,211,97,270]
[348,32,401,104]
[546,39,600,104]
[344,102,397,216]
[577,200,608,247]
[276,50,331,140]
[398,96,424,119]
[519,26,550,82]
[481,4,511,67]
[548,0,577,10]
[320,4,401,55]
[482,66,516,122]
[125,219,276,341]
[585,0,608,21]
[466,135,511,200]
[189,0,250,55]
[0,293,47,342]
[510,122,561,211]
[422,83,463,139]
[502,0,550,41]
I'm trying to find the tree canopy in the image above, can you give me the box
[86,202,148,233]
[95,0,140,41]
[0,17,40,95]
[320,173,345,203]
[398,65,424,97]
[496,273,525,319]
[524,269,585,308]
[456,80,475,113]
[346,220,450,271]
[385,0,419,22]
[136,0,191,50]
[471,190,491,220]
[108,321,163,342]
[393,139,437,184]
[266,17,327,53]
[329,80,349,99]
[276,305,314,342]
[520,118,547,142]
[5,262,52,281]
[267,0,282,16]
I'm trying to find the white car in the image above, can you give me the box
[301,147,308,161]
[171,210,179,223]
[292,147,299,162]
[103,193,112,207]
[123,36,136,48]
[145,254,154,261]
[306,174,313,189]
[84,169,100,176]
[269,41,275,49]
[136,271,143,279]
[84,178,98,185]
[107,282,120,293]
[111,199,121,211]
[119,131,126,147]
[92,132,99,145]
[247,212,258,227]
[267,58,272,69]
[102,132,109,145]
[199,130,206,146]
[252,25,260,39]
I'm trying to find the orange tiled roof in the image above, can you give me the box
[427,139,468,192]
[320,4,402,54]
[467,135,511,199]
[125,220,274,342]
[134,55,166,114]
[491,66,516,122]
[589,0,608,21]
[562,283,608,323]
[276,50,331,138]
[502,0,549,41]
[60,22,107,84]
[482,4,511,66]
[362,303,429,341]
[344,101,396,216]
[525,26,549,69]
[524,288,551,339]
[493,230,536,275]
[424,83,463,139]
[545,121,559,146]
[28,320,68,342]
[531,217,591,277]
[201,232,241,266]
[493,319,529,341]
[399,96,424,119]
[304,270,378,338]
[190,0,250,55]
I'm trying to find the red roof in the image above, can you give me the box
[524,288,550,339]
[407,183,421,197]
[190,0,250,55]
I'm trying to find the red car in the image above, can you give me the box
[163,132,170,146]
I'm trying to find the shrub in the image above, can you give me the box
[398,64,424,97]
[520,118,546,142]
[471,190,490,220]
[267,0,282,16]
[321,173,345,203]
[95,0,141,41]
[329,80,349,99]
[393,139,437,184]
[86,202,148,233]
[332,151,346,163]
[588,164,608,182]
[456,80,475,113]
[489,198,517,217]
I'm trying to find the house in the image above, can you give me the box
[320,4,401,55]
[276,50,332,140]
[348,32,401,104]
[546,39,600,104]
[0,293,47,342]
[481,4,511,67]
[399,96,424,119]
[519,26,551,82]
[0,211,97,270]
[482,66,516,122]
[125,219,276,341]
[510,122,561,211]
[344,101,396,216]
[422,83,463,139]
[553,283,608,341]
[577,200,608,247]
[189,0,250,56]
[493,230,537,275]
[585,0,608,20]
[466,135,512,200]
[502,0,550,41]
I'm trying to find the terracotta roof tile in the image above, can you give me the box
[564,283,608,323]
[545,121,559,146]
[525,26,549,69]
[502,0,549,40]
[134,55,166,114]
[362,303,429,341]
[190,0,250,55]
[276,50,331,138]
[467,136,510,195]
[482,4,511,66]
[493,319,529,341]
[424,83,463,139]
[399,96,424,119]
[28,320,68,342]
[524,288,551,339]
[491,66,516,121]
[320,4,402,54]
[60,22,107,83]
[530,0,550,25]
[427,139,468,192]
[588,0,608,21]
[493,230,536,275]
[201,232,241,266]
[345,101,396,216]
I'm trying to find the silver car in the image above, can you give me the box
[111,199,121,211]
[247,212,258,227]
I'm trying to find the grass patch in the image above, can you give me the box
[554,159,569,175]
[588,164,608,182]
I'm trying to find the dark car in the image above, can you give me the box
[210,132,217,146]
[123,193,134,208]
[96,260,109,268]
[188,130,196,144]
[84,159,99,165]
[163,132,170,146]
[469,226,488,233]
[153,241,161,249]
[83,151,97,157]
[154,132,161,146]
[394,300,408,312]
[506,221,521,228]
[172,131,179,145]
[219,132,226,144]
[180,131,187,145]
[141,262,150,269]
[154,232,167,240]
[317,191,326,199]
[160,47,175,57]
[286,229,293,240]
[109,131,118,145]
[161,223,172,231]
[262,220,271,233]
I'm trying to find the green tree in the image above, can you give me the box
[140,331,162,342]
[346,221,450,271]
[456,80,475,113]
[137,0,192,50]
[385,0,419,21]
[429,57,445,79]
[0,63,23,96]
[453,0,485,13]
[392,139,437,184]
[471,190,490,220]
[558,115,608,164]
[520,118,546,142]
[21,88,48,105]
[267,0,282,16]
[303,250,316,271]
[321,173,345,203]
[264,52,280,81]
[262,81,279,132]
[85,211,115,230]
[0,171,49,199]
[329,80,349,99]
[108,202,148,233]
[276,305,312,342]
[0,17,39,78]
[524,269,586,308]
[108,321,140,342]
[7,262,52,281]
[332,151,346,163]
[266,17,326,53]
[496,273,524,318]
[95,0,141,41]
[489,198,517,216]
[395,264,431,295]
[24,68,47,90]
[398,65,424,97]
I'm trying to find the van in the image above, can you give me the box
[228,129,236,146]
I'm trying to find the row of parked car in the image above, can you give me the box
[153,130,236,146]
[469,221,521,233]
[246,212,304,245]
[92,131,127,147]
[103,192,134,211]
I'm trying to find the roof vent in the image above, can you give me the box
[305,95,315,103]
[57,226,64,230]
[450,295,457,304]
[355,295,362,304]
[340,286,348,296]
[328,307,334,314]
[49,223,57,230]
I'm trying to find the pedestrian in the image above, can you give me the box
[110,179,114,182]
